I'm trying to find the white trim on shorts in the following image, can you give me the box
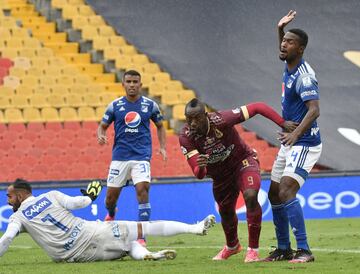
[107,160,151,188]
[271,144,322,187]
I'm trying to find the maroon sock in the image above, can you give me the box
[220,211,239,248]
[246,202,262,248]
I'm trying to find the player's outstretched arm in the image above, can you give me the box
[0,222,20,257]
[155,121,167,161]
[278,10,296,49]
[97,121,109,145]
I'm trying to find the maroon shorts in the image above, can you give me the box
[212,155,261,210]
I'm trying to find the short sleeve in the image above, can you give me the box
[218,108,247,127]
[296,73,319,102]
[150,101,164,123]
[101,101,115,125]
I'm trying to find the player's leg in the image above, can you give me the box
[281,144,322,263]
[105,161,131,221]
[263,145,294,262]
[238,158,262,263]
[212,181,242,260]
[129,240,177,261]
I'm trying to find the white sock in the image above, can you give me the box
[247,247,259,252]
[142,221,201,237]
[129,241,151,260]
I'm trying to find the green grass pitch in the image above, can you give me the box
[1,218,359,274]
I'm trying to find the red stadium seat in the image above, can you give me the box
[0,58,13,69]
[13,139,33,152]
[21,131,40,142]
[63,121,82,130]
[45,122,63,131]
[8,123,26,132]
[28,147,44,158]
[27,122,45,132]
[82,121,99,131]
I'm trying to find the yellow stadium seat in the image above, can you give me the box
[88,84,105,93]
[172,104,186,120]
[141,73,152,87]
[147,82,166,96]
[10,27,29,38]
[165,80,183,91]
[69,83,87,94]
[92,36,110,50]
[11,95,29,108]
[61,5,80,19]
[98,26,115,37]
[161,92,182,105]
[78,5,95,16]
[92,73,115,83]
[56,75,75,85]
[62,53,90,64]
[52,0,67,8]
[115,55,133,69]
[4,108,24,123]
[61,65,79,75]
[71,15,88,29]
[23,107,42,122]
[22,75,39,86]
[7,38,23,48]
[51,84,70,95]
[23,38,41,48]
[59,106,78,121]
[26,66,43,76]
[18,48,37,58]
[81,25,98,40]
[44,66,62,76]
[66,93,85,107]
[132,54,149,65]
[0,48,18,59]
[39,76,57,86]
[0,27,12,38]
[103,46,121,60]
[180,89,196,102]
[120,45,137,55]
[0,86,15,97]
[0,110,4,123]
[101,92,118,105]
[68,0,85,5]
[3,76,20,89]
[9,67,26,77]
[95,106,106,119]
[78,106,97,121]
[46,42,78,54]
[77,63,103,74]
[34,85,52,94]
[0,96,11,109]
[36,33,67,43]
[13,56,31,69]
[47,94,66,108]
[31,57,48,67]
[35,47,53,57]
[30,94,50,108]
[83,92,102,107]
[41,107,61,122]
[153,72,171,83]
[109,36,127,47]
[0,17,18,27]
[142,63,161,74]
[88,15,105,26]
[75,74,92,85]
[16,85,34,96]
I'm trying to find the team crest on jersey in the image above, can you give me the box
[302,76,312,87]
[232,108,241,114]
[22,197,52,220]
[125,111,141,128]
[286,79,294,88]
[180,146,187,155]
[141,105,148,113]
[214,129,223,138]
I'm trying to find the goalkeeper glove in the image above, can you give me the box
[80,180,102,201]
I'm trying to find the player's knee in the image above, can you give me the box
[278,188,295,203]
[268,191,280,204]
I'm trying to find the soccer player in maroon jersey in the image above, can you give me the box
[179,98,297,262]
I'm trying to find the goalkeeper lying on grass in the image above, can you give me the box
[1,179,215,262]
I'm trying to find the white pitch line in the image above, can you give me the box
[150,246,360,254]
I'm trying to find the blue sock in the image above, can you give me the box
[271,203,290,250]
[284,198,309,250]
[138,203,151,222]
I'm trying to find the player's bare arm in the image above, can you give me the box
[97,121,109,145]
[278,100,320,146]
[278,10,296,48]
[155,121,167,161]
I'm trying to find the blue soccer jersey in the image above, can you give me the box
[102,96,163,161]
[281,59,321,146]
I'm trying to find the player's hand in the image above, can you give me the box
[197,154,209,168]
[80,180,102,201]
[97,133,108,145]
[278,10,296,29]
[277,131,299,147]
[159,147,167,161]
[282,120,299,132]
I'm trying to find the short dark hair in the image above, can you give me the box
[185,98,206,114]
[288,28,308,48]
[123,70,141,79]
[12,178,32,193]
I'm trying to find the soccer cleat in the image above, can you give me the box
[212,244,242,260]
[289,249,314,263]
[197,214,216,235]
[144,250,177,261]
[104,214,115,221]
[262,247,294,262]
[137,238,147,247]
[244,248,260,263]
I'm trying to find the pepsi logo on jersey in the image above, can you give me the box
[124,111,141,132]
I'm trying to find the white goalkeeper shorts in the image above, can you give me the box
[70,221,139,262]
[271,144,322,187]
[106,160,151,188]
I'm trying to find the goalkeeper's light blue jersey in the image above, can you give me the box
[281,59,321,146]
[102,96,163,161]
